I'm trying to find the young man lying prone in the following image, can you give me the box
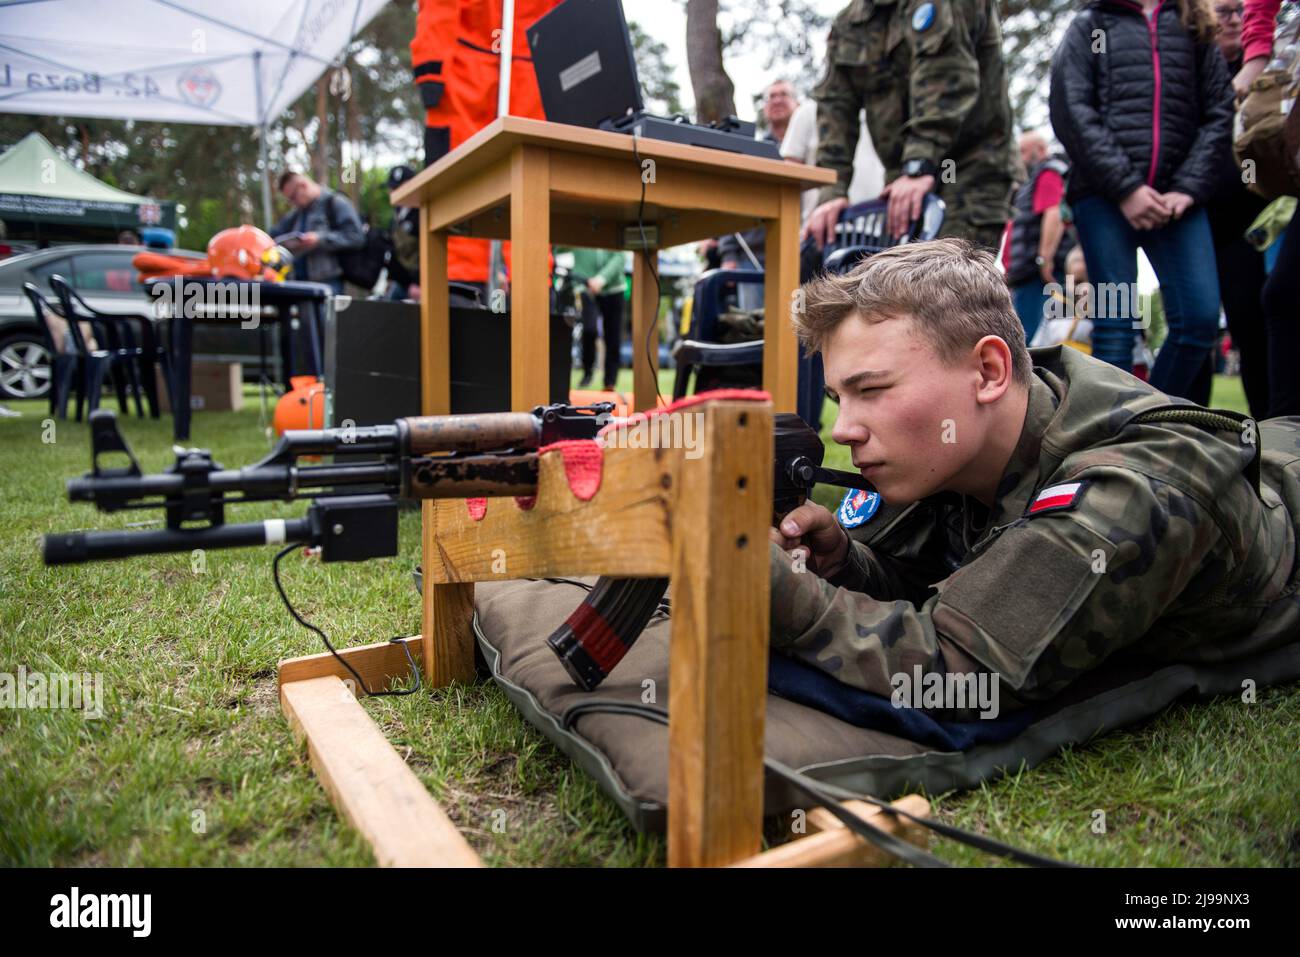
[769,239,1300,718]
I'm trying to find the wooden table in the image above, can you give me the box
[391,115,836,416]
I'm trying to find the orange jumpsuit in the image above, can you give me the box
[411,0,558,283]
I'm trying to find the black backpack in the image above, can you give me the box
[324,192,389,290]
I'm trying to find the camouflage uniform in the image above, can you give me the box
[770,346,1300,718]
[814,0,1018,249]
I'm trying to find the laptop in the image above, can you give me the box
[526,0,643,129]
[526,0,781,159]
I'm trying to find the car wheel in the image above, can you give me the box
[0,332,53,400]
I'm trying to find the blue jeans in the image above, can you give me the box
[1072,196,1220,399]
[1011,272,1062,345]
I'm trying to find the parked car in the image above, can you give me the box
[0,245,279,401]
[0,240,39,262]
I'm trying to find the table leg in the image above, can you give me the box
[632,249,660,411]
[509,144,551,411]
[172,310,192,441]
[305,299,324,377]
[421,229,451,417]
[763,185,801,413]
[418,221,473,686]
[279,307,295,384]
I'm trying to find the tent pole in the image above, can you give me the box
[488,0,515,305]
[258,124,273,230]
[497,0,515,118]
[253,50,273,229]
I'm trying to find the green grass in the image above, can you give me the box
[1,373,1295,867]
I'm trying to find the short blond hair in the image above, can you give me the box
[794,238,1032,385]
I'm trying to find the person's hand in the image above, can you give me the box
[408,283,420,302]
[803,196,850,249]
[298,231,320,251]
[1039,259,1056,285]
[1161,191,1195,220]
[769,502,851,579]
[1119,185,1171,230]
[721,258,738,270]
[1233,56,1267,99]
[587,275,606,295]
[881,173,936,239]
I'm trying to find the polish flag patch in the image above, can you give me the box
[1027,481,1087,515]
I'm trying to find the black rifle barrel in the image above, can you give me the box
[43,517,315,566]
[67,461,403,508]
[253,413,539,461]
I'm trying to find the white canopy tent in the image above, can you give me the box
[0,0,391,226]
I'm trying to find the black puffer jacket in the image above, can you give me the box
[1049,0,1234,206]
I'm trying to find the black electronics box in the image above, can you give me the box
[313,496,399,562]
[324,297,571,426]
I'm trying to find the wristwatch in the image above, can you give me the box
[901,158,938,179]
[1034,255,1046,267]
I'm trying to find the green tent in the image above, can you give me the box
[0,132,176,236]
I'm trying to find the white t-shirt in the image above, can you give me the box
[781,100,886,225]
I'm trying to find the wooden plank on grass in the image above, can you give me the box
[278,636,424,693]
[280,675,482,868]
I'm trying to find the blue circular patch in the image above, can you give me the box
[837,488,881,529]
[912,2,936,32]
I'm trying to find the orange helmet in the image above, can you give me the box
[206,225,291,281]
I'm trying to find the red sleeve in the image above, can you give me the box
[1242,0,1281,63]
[1031,169,1064,215]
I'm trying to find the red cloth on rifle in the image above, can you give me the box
[539,439,603,501]
[464,439,603,516]
[596,387,772,439]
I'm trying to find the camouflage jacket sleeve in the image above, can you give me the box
[813,17,864,204]
[899,0,982,168]
[824,500,963,606]
[825,539,931,603]
[770,465,1231,717]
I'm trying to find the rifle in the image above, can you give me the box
[43,406,870,692]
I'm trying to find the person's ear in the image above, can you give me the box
[972,335,1014,406]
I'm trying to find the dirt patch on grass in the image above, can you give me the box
[244,678,281,718]
[439,752,568,858]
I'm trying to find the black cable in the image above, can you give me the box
[763,759,952,867]
[629,133,665,409]
[795,769,1076,868]
[272,542,421,697]
[538,577,596,592]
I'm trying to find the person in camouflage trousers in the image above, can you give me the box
[804,0,1018,251]
[771,238,1300,720]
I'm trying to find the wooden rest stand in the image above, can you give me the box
[277,398,931,867]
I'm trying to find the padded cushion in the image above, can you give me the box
[473,578,1300,833]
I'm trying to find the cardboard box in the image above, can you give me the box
[155,361,243,413]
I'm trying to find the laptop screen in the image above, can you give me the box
[526,0,644,128]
